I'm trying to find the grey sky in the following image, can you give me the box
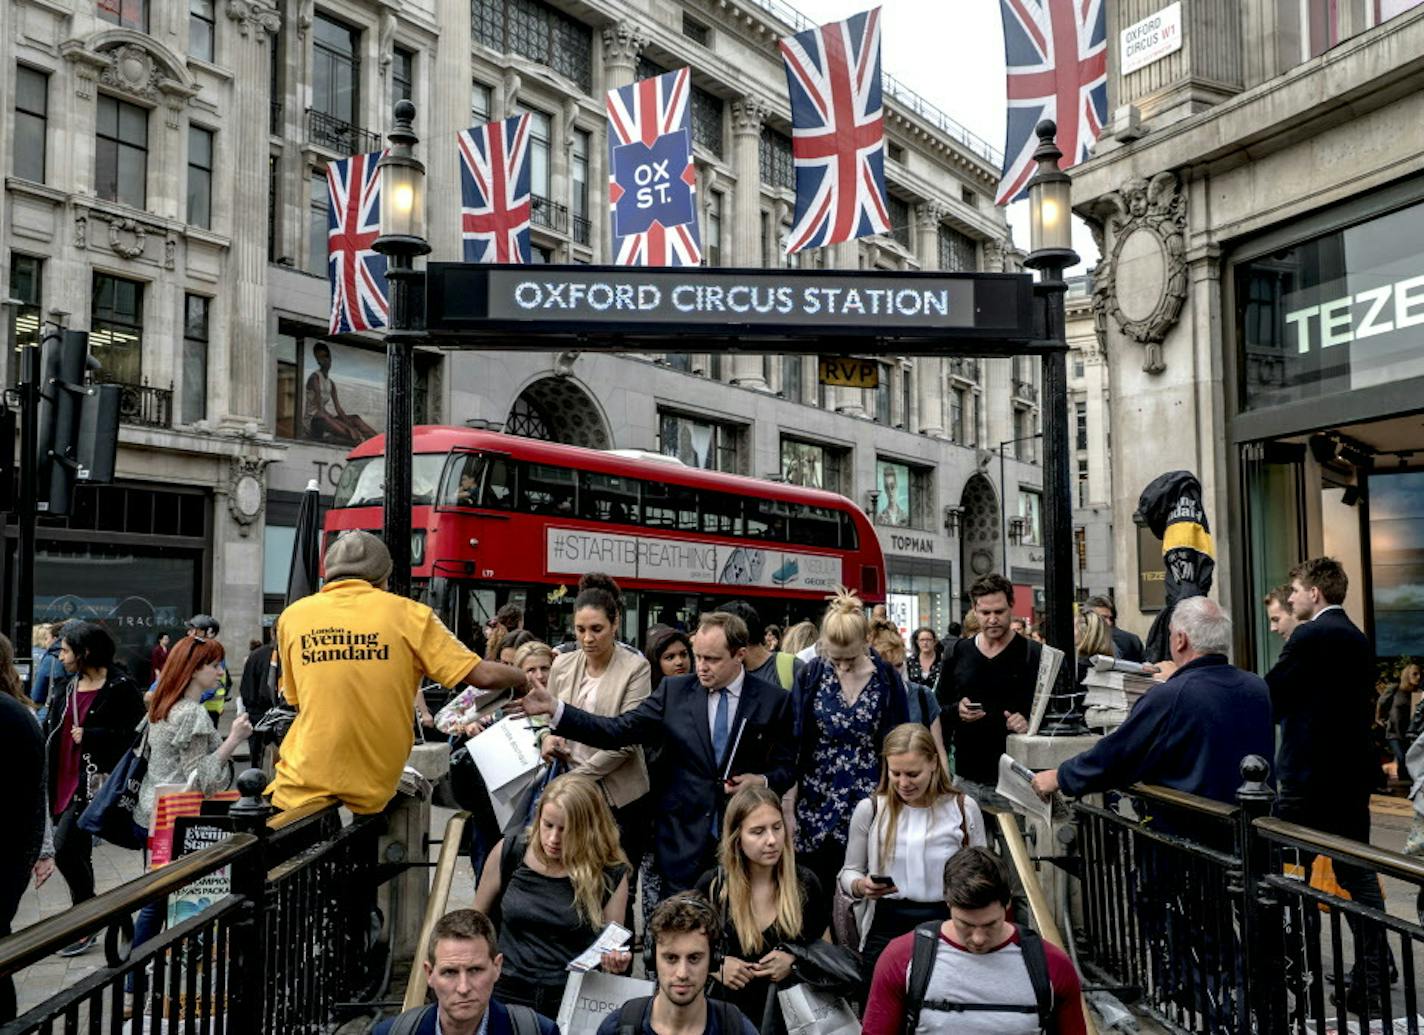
[788,0,1098,271]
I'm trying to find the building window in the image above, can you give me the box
[309,171,329,276]
[1075,401,1088,452]
[658,410,743,473]
[949,387,964,444]
[97,0,146,31]
[189,0,215,61]
[470,0,592,93]
[705,191,722,265]
[14,67,48,183]
[91,273,144,386]
[682,13,710,44]
[8,254,42,385]
[759,127,794,190]
[886,195,911,249]
[1018,489,1043,545]
[938,224,977,272]
[181,294,210,424]
[471,80,491,124]
[691,86,724,158]
[187,125,214,229]
[312,13,359,126]
[874,458,930,528]
[780,437,848,494]
[781,355,802,403]
[96,95,148,210]
[571,127,590,243]
[391,46,414,106]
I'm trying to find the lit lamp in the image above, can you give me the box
[1023,119,1078,271]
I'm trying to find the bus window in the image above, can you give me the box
[521,462,577,515]
[481,456,515,509]
[579,471,640,523]
[442,453,485,506]
[701,491,743,537]
[794,504,840,549]
[745,497,790,541]
[643,481,698,531]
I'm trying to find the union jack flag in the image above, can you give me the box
[326,151,388,335]
[996,0,1107,206]
[606,67,701,267]
[457,115,532,264]
[779,8,888,255]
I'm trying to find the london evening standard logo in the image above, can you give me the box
[299,626,391,664]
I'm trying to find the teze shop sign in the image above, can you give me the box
[425,264,1037,341]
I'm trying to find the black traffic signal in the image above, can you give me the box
[34,331,120,515]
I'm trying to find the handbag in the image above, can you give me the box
[78,720,150,850]
[781,940,862,997]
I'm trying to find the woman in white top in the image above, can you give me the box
[839,722,986,980]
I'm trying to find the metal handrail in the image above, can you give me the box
[0,833,257,976]
[403,811,470,1010]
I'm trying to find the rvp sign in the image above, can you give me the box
[818,357,879,389]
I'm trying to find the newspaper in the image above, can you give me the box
[1025,644,1065,736]
[995,753,1050,826]
[567,922,632,973]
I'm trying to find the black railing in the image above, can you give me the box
[531,193,569,235]
[307,109,382,156]
[572,213,591,245]
[116,380,173,428]
[1071,756,1424,1034]
[1,772,390,1033]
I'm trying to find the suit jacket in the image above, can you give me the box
[1111,625,1146,664]
[1265,607,1377,811]
[372,997,561,1035]
[554,671,796,889]
[546,646,651,808]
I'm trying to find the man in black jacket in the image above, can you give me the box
[1266,556,1385,1012]
[512,611,795,904]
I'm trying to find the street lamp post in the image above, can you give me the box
[1023,119,1082,733]
[373,99,429,598]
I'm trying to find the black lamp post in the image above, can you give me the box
[372,99,430,599]
[1022,119,1082,734]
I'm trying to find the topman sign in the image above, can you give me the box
[424,264,1042,352]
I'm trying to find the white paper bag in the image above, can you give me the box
[555,969,654,1035]
[467,715,543,792]
[777,984,860,1035]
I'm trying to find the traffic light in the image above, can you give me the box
[33,330,120,515]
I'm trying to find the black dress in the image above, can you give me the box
[694,865,829,1034]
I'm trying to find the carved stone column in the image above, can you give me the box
[601,22,646,93]
[915,202,947,437]
[222,0,279,425]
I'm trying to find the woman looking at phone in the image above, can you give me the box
[839,723,985,982]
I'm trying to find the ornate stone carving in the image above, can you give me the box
[107,218,146,258]
[224,0,280,38]
[601,22,647,65]
[1089,171,1187,374]
[730,97,769,136]
[227,455,272,533]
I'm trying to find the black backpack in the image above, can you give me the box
[616,995,739,1035]
[902,921,1053,1034]
[389,1002,541,1035]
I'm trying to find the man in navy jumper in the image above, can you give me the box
[1032,595,1272,805]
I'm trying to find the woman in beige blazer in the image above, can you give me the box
[540,573,651,846]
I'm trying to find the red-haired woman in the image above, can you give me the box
[131,635,252,955]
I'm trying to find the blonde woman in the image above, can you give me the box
[839,723,985,980]
[474,775,631,1014]
[696,785,829,1032]
[791,588,910,894]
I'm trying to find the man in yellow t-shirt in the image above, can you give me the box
[268,530,527,814]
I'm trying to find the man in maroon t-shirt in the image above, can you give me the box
[863,847,1085,1035]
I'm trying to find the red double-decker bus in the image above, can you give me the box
[323,428,885,646]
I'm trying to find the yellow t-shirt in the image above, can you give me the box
[267,579,480,814]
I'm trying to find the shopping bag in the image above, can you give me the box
[777,984,860,1035]
[555,969,653,1035]
[78,723,150,849]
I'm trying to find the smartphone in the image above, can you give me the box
[869,874,896,886]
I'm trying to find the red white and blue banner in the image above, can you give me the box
[457,114,533,264]
[326,151,388,334]
[778,8,889,256]
[605,67,702,267]
[996,0,1107,206]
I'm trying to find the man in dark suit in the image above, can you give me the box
[1266,556,1385,1012]
[1085,595,1145,663]
[374,909,559,1035]
[513,611,796,903]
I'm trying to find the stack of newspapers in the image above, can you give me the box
[1082,655,1158,730]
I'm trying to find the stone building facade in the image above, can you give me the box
[2,0,1049,673]
[1075,0,1424,664]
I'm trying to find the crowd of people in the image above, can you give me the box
[4,523,1414,1032]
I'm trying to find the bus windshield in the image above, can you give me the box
[334,454,445,508]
